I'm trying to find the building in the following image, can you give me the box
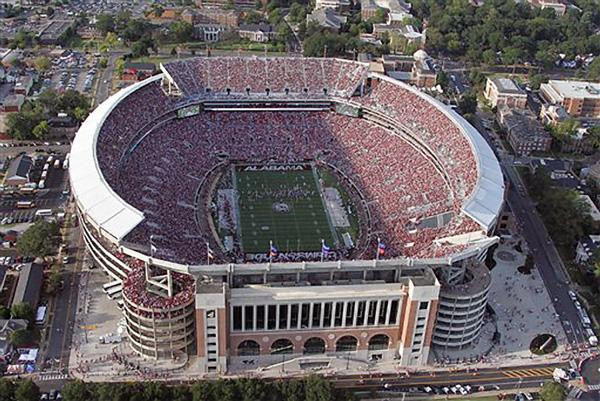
[579,194,600,224]
[575,234,600,264]
[238,23,276,43]
[121,62,157,82]
[0,94,24,113]
[195,0,256,9]
[484,78,527,109]
[3,155,32,187]
[540,80,600,119]
[306,8,347,31]
[193,24,228,42]
[410,53,436,88]
[315,0,351,11]
[37,19,75,45]
[194,8,241,27]
[71,57,504,373]
[497,106,552,155]
[540,104,568,125]
[0,319,28,358]
[13,75,33,96]
[558,128,597,155]
[11,263,42,308]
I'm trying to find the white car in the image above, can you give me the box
[568,290,577,300]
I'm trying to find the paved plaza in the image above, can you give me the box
[432,235,568,367]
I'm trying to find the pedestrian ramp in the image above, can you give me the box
[501,368,555,378]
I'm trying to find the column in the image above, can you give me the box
[385,299,392,325]
[341,301,348,327]
[309,303,314,329]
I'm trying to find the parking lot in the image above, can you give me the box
[0,151,70,226]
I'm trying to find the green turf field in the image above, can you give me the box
[235,166,335,255]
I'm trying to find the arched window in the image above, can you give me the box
[271,338,294,354]
[368,334,390,351]
[303,337,325,354]
[237,340,260,356]
[336,335,358,352]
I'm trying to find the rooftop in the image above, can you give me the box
[544,80,600,100]
[491,77,526,95]
[12,263,43,307]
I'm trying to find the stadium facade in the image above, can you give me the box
[70,57,504,373]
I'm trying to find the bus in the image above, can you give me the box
[16,201,35,209]
[35,209,53,217]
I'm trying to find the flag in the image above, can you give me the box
[269,243,278,258]
[207,243,215,260]
[321,242,330,255]
[150,236,157,254]
[377,240,385,256]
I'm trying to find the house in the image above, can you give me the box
[484,77,527,109]
[0,319,29,358]
[13,75,33,96]
[193,8,241,27]
[3,155,32,187]
[238,23,276,43]
[121,62,157,82]
[0,94,25,113]
[497,106,552,155]
[575,234,600,264]
[306,8,347,31]
[579,194,600,223]
[11,263,43,308]
[558,128,597,155]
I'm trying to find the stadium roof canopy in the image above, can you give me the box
[69,77,156,242]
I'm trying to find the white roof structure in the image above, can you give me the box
[375,75,505,232]
[541,80,600,102]
[69,78,158,243]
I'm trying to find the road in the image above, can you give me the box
[472,114,585,347]
[94,52,123,107]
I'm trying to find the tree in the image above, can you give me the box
[0,305,10,319]
[61,380,91,401]
[243,10,264,24]
[305,375,334,401]
[5,101,45,140]
[436,70,449,91]
[171,21,193,43]
[540,381,566,401]
[288,3,307,23]
[588,57,600,81]
[32,120,49,140]
[303,31,347,57]
[191,381,214,401]
[0,380,16,401]
[10,329,32,347]
[46,268,62,295]
[96,14,115,35]
[11,303,34,323]
[458,91,478,115]
[34,56,51,73]
[15,381,39,401]
[16,220,59,257]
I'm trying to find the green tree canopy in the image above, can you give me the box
[171,21,193,43]
[9,329,31,347]
[15,380,39,401]
[34,56,51,73]
[540,381,566,401]
[10,303,34,323]
[16,220,60,258]
[32,120,49,140]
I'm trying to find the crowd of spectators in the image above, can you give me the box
[92,61,483,266]
[162,57,368,99]
[354,79,478,203]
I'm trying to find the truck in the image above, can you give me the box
[586,328,598,346]
[553,368,569,382]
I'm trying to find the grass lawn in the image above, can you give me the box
[235,166,335,254]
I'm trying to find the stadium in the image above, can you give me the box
[70,56,504,373]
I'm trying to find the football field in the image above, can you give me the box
[235,165,335,255]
